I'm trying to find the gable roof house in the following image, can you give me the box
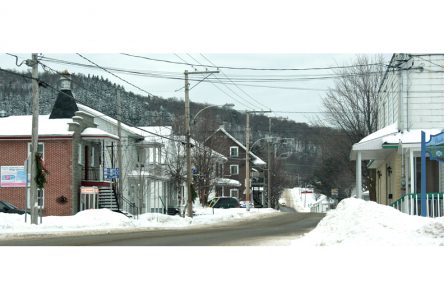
[350,54,444,217]
[205,125,266,206]
[0,71,178,217]
[0,72,119,216]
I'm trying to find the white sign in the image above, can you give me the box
[0,166,27,187]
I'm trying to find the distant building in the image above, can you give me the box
[205,125,266,205]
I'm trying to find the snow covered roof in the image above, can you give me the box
[213,127,266,165]
[76,103,143,138]
[81,128,119,140]
[0,115,74,138]
[351,122,443,160]
[214,178,241,187]
[135,126,173,144]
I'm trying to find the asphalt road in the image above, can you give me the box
[0,210,325,246]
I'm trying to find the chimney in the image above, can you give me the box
[59,70,72,91]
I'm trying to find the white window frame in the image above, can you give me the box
[230,164,239,175]
[28,142,44,159]
[230,189,239,199]
[230,146,239,158]
[27,188,44,208]
[91,146,95,167]
[78,143,83,165]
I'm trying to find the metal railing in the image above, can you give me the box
[310,198,331,213]
[390,193,444,218]
[120,195,139,219]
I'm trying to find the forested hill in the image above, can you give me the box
[0,69,354,196]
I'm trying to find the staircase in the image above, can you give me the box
[98,186,119,211]
[97,186,136,218]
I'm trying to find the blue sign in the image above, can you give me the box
[104,168,120,179]
[425,132,444,161]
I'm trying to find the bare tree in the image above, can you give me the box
[322,55,385,142]
[321,54,386,200]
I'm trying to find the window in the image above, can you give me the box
[28,142,44,159]
[78,144,83,165]
[230,189,239,199]
[230,165,239,175]
[230,146,239,157]
[91,146,95,167]
[26,188,44,208]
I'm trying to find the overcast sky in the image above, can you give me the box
[0,53,392,123]
[1,1,439,125]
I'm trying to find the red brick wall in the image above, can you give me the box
[0,139,73,216]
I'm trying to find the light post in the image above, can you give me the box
[191,103,235,125]
[184,69,220,218]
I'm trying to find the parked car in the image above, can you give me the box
[209,197,240,209]
[240,200,264,208]
[0,200,26,215]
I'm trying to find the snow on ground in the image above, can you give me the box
[0,207,279,240]
[279,187,329,212]
[292,197,444,246]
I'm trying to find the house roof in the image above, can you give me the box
[81,128,119,140]
[76,103,143,138]
[209,126,266,165]
[0,115,74,138]
[49,90,79,119]
[350,122,443,160]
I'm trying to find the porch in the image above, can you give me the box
[390,192,444,218]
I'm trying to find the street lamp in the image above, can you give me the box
[191,103,235,125]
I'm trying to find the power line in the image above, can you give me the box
[75,53,155,97]
[121,53,387,71]
[185,53,263,110]
[199,53,271,111]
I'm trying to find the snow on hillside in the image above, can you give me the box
[292,197,444,246]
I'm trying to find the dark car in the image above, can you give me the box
[210,197,240,209]
[0,200,26,215]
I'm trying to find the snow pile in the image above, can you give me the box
[292,198,444,246]
[0,207,279,239]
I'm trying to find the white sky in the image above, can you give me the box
[0,53,391,123]
[2,1,444,298]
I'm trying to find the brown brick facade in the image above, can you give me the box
[0,138,73,216]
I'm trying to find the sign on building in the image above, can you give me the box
[0,166,27,187]
[104,168,120,180]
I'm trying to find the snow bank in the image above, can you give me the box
[279,187,329,212]
[0,207,280,239]
[292,198,444,246]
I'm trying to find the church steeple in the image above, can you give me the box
[49,70,78,119]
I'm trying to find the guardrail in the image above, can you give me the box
[310,198,331,213]
[390,193,444,217]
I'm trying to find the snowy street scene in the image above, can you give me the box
[3,3,444,299]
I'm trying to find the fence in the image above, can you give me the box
[390,193,444,217]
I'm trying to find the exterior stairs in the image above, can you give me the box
[98,186,134,218]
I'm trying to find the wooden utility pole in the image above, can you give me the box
[117,88,123,209]
[184,69,219,218]
[268,117,272,208]
[29,53,39,225]
[245,110,271,211]
[245,112,251,211]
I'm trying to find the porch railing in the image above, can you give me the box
[390,193,444,218]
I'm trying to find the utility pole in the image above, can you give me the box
[267,117,272,208]
[117,88,123,209]
[184,69,219,218]
[245,110,271,211]
[29,53,39,225]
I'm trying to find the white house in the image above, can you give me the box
[351,53,444,216]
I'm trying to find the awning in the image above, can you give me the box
[350,123,443,161]
[214,178,241,187]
